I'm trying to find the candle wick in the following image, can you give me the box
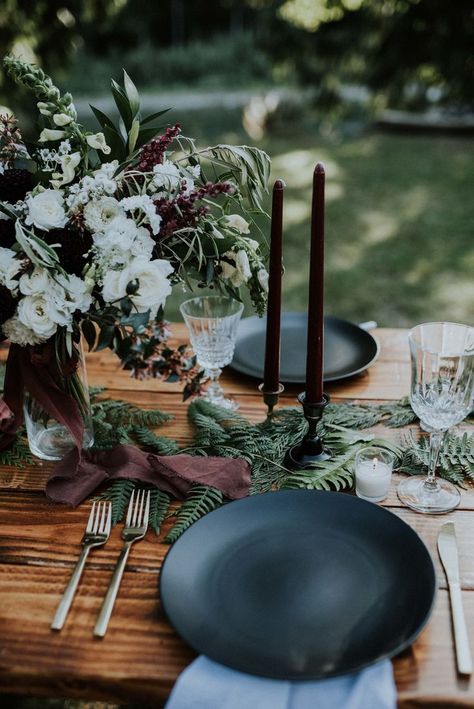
[372,457,378,471]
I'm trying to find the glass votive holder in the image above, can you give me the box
[355,447,395,503]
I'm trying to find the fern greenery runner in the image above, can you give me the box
[1,362,473,541]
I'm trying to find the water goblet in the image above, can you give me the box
[180,295,244,410]
[398,322,474,514]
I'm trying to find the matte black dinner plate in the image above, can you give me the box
[160,490,436,680]
[230,312,379,383]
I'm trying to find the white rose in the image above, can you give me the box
[101,269,125,304]
[226,214,250,234]
[257,268,269,293]
[57,273,93,314]
[38,128,67,142]
[25,190,67,231]
[50,151,81,188]
[53,113,73,126]
[17,295,58,340]
[0,247,21,292]
[19,267,51,295]
[86,132,111,154]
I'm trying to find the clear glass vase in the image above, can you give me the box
[23,340,94,461]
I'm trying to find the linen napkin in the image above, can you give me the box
[165,656,396,709]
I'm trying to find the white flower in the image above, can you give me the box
[38,128,67,143]
[50,151,81,188]
[225,214,250,234]
[131,227,155,258]
[120,195,161,236]
[257,268,269,293]
[17,295,58,340]
[0,248,21,292]
[57,273,93,314]
[37,102,52,116]
[235,249,252,281]
[19,267,50,296]
[219,259,245,288]
[53,113,73,127]
[93,215,138,252]
[102,256,173,317]
[84,197,124,233]
[25,189,67,231]
[86,132,111,154]
[153,160,181,191]
[2,316,44,346]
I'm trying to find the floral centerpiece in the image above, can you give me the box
[0,56,270,460]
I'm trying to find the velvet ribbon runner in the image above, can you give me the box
[0,343,251,507]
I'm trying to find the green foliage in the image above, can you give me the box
[399,431,474,485]
[165,484,224,544]
[131,427,181,455]
[149,489,172,535]
[97,478,135,525]
[0,434,35,468]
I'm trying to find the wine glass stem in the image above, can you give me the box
[206,367,223,399]
[425,430,444,490]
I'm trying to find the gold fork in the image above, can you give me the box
[51,501,112,631]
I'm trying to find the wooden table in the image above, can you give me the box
[0,326,473,707]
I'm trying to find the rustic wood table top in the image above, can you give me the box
[0,325,473,707]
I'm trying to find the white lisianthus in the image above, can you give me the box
[53,113,73,127]
[2,316,45,346]
[225,214,250,234]
[0,248,21,292]
[131,226,155,259]
[257,268,269,293]
[17,295,58,340]
[84,197,124,233]
[219,260,245,288]
[57,273,93,314]
[19,267,51,296]
[86,132,111,154]
[102,256,173,317]
[50,151,81,188]
[38,128,67,142]
[93,215,138,255]
[25,189,67,231]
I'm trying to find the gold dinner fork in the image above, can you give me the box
[94,488,150,638]
[51,501,112,631]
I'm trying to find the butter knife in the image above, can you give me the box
[437,522,472,675]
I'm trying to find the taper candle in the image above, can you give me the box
[263,179,284,392]
[305,163,325,403]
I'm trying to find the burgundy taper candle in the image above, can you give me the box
[263,179,284,392]
[305,163,325,403]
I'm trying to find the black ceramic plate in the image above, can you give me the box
[160,490,436,680]
[231,312,379,383]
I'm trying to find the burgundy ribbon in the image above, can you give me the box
[0,343,251,507]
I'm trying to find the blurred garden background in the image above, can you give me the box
[1,0,473,328]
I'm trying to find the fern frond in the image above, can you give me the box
[150,489,171,535]
[131,426,180,455]
[96,478,136,524]
[165,484,224,543]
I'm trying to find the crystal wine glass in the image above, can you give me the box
[398,322,474,514]
[180,295,244,410]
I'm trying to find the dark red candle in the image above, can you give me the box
[305,163,325,403]
[263,179,284,392]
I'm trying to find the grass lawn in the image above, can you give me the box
[161,106,474,328]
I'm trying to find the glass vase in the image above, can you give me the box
[23,340,94,461]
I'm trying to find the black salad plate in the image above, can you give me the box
[230,312,379,384]
[160,490,436,680]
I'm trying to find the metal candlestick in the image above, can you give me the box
[284,392,331,469]
[259,382,285,417]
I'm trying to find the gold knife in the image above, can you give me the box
[437,522,472,675]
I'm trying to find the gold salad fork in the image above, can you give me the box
[94,488,150,638]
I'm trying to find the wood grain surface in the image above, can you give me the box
[0,326,473,707]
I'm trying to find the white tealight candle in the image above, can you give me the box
[355,448,394,503]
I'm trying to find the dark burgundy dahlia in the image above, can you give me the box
[0,285,17,327]
[0,218,16,248]
[0,168,33,203]
[42,228,93,277]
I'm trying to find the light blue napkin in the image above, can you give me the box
[165,656,396,709]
